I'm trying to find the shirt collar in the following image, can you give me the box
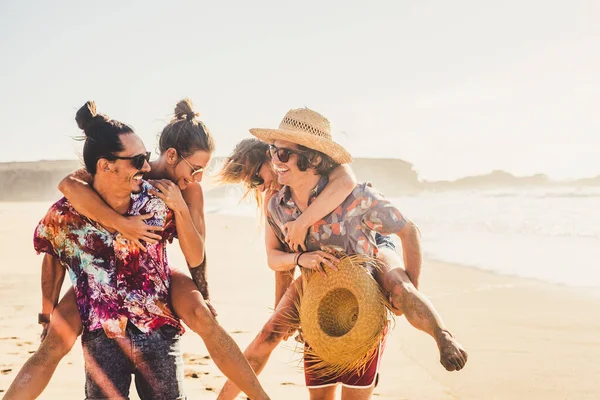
[126,180,152,215]
[276,175,329,208]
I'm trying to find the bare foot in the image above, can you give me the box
[437,330,468,371]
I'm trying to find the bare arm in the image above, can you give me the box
[58,169,162,249]
[265,220,298,272]
[58,169,123,232]
[262,194,295,306]
[284,164,356,251]
[395,221,422,288]
[274,271,294,309]
[151,180,205,269]
[40,254,66,317]
[265,219,339,275]
[181,183,209,300]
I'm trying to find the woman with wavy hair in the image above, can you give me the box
[215,136,435,400]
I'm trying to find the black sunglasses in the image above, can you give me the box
[107,151,151,170]
[249,163,264,188]
[268,144,302,163]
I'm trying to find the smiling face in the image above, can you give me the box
[173,149,212,190]
[104,133,151,194]
[270,139,309,187]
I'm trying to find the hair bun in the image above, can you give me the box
[174,98,199,121]
[75,101,97,130]
[75,101,109,136]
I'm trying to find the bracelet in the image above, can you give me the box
[38,313,51,324]
[294,251,305,267]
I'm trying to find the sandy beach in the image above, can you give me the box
[1,203,599,400]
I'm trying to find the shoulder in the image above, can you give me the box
[183,181,204,199]
[39,197,82,227]
[182,182,205,210]
[346,181,377,199]
[34,198,85,254]
[354,181,386,199]
[266,187,285,215]
[342,182,391,213]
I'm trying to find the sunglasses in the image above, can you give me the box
[108,151,151,170]
[249,163,264,188]
[268,144,303,163]
[180,156,205,177]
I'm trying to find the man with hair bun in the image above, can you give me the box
[4,101,271,400]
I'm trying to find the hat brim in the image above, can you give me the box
[249,128,352,164]
[298,255,390,379]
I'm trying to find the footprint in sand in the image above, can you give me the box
[183,353,211,365]
[185,370,209,379]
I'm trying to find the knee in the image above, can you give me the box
[388,272,414,297]
[36,330,76,362]
[257,320,285,345]
[386,269,418,314]
[187,304,217,336]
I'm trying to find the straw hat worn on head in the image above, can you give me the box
[249,108,352,164]
[298,254,391,379]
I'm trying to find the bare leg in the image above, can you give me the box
[309,385,337,400]
[341,385,375,400]
[170,269,270,400]
[217,276,302,400]
[4,288,82,400]
[274,269,294,309]
[376,248,468,371]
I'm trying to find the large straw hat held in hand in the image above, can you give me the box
[298,254,391,379]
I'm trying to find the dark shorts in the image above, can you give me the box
[82,324,185,400]
[304,333,387,388]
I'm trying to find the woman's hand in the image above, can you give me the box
[297,250,340,277]
[149,179,188,213]
[40,322,49,341]
[116,213,164,251]
[283,218,309,252]
[205,299,218,318]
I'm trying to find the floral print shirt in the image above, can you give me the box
[34,181,182,338]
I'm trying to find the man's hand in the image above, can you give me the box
[40,322,49,341]
[297,251,340,277]
[204,299,218,318]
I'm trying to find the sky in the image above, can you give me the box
[0,0,598,181]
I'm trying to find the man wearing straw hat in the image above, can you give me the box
[250,108,468,399]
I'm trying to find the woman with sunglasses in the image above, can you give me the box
[5,99,269,400]
[215,138,409,400]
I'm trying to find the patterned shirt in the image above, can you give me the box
[34,181,182,338]
[266,176,407,256]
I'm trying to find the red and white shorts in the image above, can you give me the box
[304,335,387,389]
